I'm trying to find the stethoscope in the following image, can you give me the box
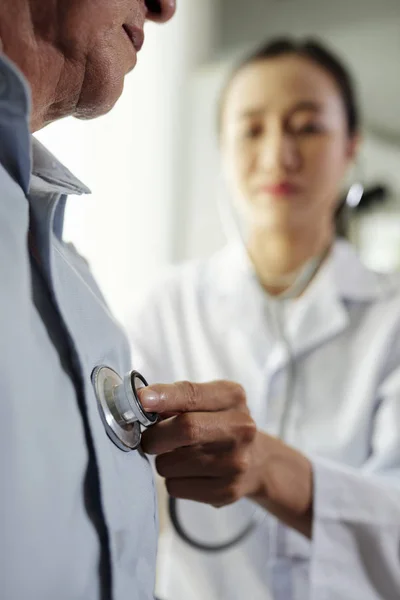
[164,184,364,553]
[93,183,364,553]
[92,366,158,452]
[92,364,260,551]
[90,254,326,553]
[167,254,325,553]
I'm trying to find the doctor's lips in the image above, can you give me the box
[123,24,145,52]
[258,181,302,197]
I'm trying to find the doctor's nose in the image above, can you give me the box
[257,131,300,173]
[145,0,177,23]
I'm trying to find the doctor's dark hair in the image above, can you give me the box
[217,37,360,137]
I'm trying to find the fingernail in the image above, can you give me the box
[140,388,161,410]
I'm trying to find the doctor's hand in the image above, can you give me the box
[140,381,313,538]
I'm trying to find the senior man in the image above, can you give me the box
[0,2,176,599]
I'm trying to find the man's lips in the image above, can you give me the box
[123,24,145,52]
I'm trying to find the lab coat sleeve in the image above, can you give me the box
[309,366,400,600]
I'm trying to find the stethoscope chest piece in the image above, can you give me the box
[92,366,158,452]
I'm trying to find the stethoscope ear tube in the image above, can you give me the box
[168,496,258,553]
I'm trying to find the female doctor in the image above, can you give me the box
[130,38,400,600]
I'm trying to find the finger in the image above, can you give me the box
[141,410,255,455]
[166,476,242,507]
[155,444,250,479]
[139,380,247,415]
[157,411,180,422]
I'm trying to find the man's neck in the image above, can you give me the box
[0,2,66,131]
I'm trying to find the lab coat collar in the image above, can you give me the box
[212,239,396,370]
[214,238,394,305]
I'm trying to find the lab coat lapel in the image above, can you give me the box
[268,267,348,374]
[217,243,348,374]
[213,244,272,367]
[266,240,390,376]
[218,240,388,379]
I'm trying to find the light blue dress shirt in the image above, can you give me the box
[0,53,158,599]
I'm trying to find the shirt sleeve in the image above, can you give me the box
[309,365,400,600]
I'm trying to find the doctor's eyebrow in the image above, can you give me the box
[288,100,324,115]
[237,100,324,120]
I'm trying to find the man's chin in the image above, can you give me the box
[74,77,125,120]
[74,96,120,121]
[74,101,117,121]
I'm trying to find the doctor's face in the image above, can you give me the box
[220,55,358,235]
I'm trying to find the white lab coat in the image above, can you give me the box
[128,240,400,600]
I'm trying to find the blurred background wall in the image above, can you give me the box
[183,0,400,268]
[36,0,400,323]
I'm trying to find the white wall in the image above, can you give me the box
[218,0,400,57]
[181,62,227,261]
[36,1,218,324]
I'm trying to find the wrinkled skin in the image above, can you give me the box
[0,0,176,130]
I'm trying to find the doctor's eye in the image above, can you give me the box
[290,122,325,136]
[241,123,264,140]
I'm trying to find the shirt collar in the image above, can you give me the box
[30,137,91,197]
[0,52,90,198]
[0,52,32,194]
[27,138,91,276]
